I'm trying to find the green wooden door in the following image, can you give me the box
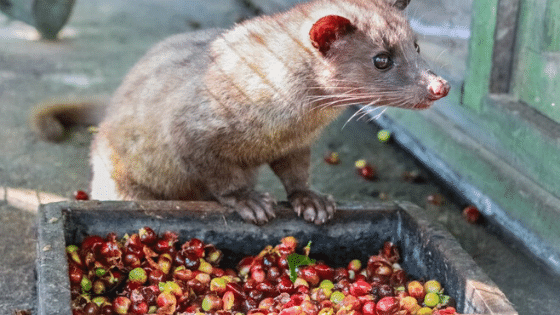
[513,0,560,123]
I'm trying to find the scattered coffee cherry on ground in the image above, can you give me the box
[355,159,377,180]
[462,205,482,224]
[377,129,392,143]
[324,151,341,165]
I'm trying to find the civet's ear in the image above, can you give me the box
[391,0,411,10]
[309,15,356,55]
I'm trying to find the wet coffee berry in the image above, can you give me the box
[129,267,147,284]
[407,280,426,301]
[355,159,376,180]
[113,297,131,315]
[74,190,89,201]
[324,151,341,165]
[138,227,157,245]
[462,205,481,224]
[424,280,442,294]
[376,296,399,315]
[424,292,440,307]
[68,231,455,315]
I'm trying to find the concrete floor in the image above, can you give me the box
[1,0,560,314]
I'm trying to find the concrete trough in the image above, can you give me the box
[36,200,517,314]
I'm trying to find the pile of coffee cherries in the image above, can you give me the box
[67,228,458,315]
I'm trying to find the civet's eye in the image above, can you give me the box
[414,42,420,53]
[372,53,393,70]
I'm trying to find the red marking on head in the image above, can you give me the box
[309,15,356,55]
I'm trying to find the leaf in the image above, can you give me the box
[287,253,316,282]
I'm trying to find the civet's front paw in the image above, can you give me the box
[288,190,336,225]
[220,190,277,225]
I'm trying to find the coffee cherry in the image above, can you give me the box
[148,268,165,285]
[100,306,113,315]
[262,253,278,267]
[159,281,183,297]
[68,264,84,284]
[157,254,173,275]
[400,296,420,313]
[68,232,455,315]
[99,241,120,259]
[362,300,377,315]
[407,280,426,301]
[377,129,391,143]
[206,246,223,265]
[333,267,349,282]
[113,297,131,315]
[376,296,399,315]
[259,296,275,310]
[347,259,362,272]
[278,236,298,254]
[267,266,281,281]
[222,291,237,310]
[349,279,372,296]
[80,235,104,256]
[300,266,320,286]
[368,260,393,277]
[241,297,258,312]
[378,284,394,299]
[74,190,89,201]
[130,302,148,315]
[248,289,264,301]
[184,238,205,258]
[424,292,440,307]
[198,258,213,274]
[277,254,290,270]
[128,267,147,284]
[138,227,157,245]
[462,205,481,224]
[92,280,106,295]
[202,294,222,312]
[183,252,201,270]
[324,151,341,165]
[355,159,376,180]
[123,253,141,268]
[187,278,206,294]
[433,306,458,315]
[83,302,100,315]
[311,286,332,301]
[277,276,296,294]
[301,300,319,314]
[319,279,334,290]
[156,291,176,308]
[154,239,173,254]
[225,282,245,298]
[418,306,434,315]
[256,280,275,297]
[424,280,442,294]
[314,263,334,280]
[296,284,310,294]
[330,291,345,304]
[210,276,228,294]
